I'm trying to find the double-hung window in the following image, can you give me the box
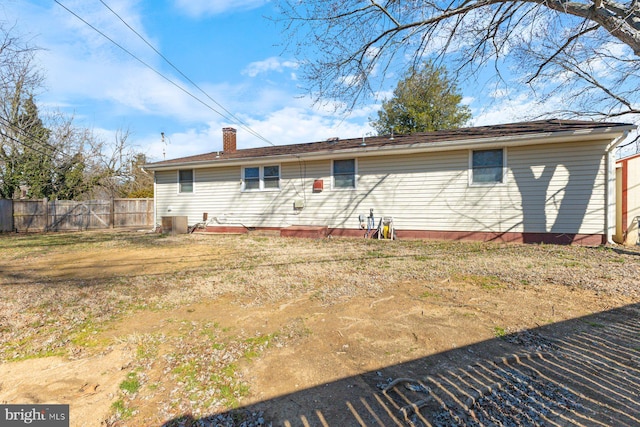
[333,159,356,189]
[243,167,260,190]
[242,165,280,191]
[470,149,505,185]
[178,169,194,193]
[263,165,280,189]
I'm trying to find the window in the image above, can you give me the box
[333,159,356,189]
[178,169,194,193]
[263,165,280,189]
[244,167,260,190]
[471,149,504,184]
[242,165,280,191]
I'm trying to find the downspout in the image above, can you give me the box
[152,170,157,232]
[605,132,630,244]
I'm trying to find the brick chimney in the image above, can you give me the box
[222,127,237,153]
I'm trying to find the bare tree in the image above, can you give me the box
[274,0,640,123]
[0,23,150,200]
[85,128,148,199]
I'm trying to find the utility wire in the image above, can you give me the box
[55,0,275,147]
[54,1,228,127]
[0,125,65,160]
[96,0,274,147]
[0,116,76,160]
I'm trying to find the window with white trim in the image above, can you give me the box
[470,149,505,184]
[333,159,356,189]
[178,169,194,193]
[242,165,280,191]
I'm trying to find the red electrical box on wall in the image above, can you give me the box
[313,179,324,192]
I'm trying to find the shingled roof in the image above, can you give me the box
[144,119,633,169]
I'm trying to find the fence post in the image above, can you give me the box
[110,198,115,228]
[43,198,49,232]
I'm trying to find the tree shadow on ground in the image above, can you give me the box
[162,303,640,427]
[611,246,640,257]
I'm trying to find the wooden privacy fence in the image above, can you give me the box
[0,198,153,232]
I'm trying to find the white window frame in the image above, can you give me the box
[469,148,507,186]
[332,158,357,190]
[177,169,195,194]
[241,164,281,192]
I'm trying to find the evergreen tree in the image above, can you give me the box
[7,95,90,200]
[371,62,471,135]
[15,95,54,198]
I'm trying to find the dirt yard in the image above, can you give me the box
[0,231,639,426]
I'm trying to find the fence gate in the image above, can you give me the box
[48,200,111,231]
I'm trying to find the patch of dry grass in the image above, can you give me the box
[1,232,638,363]
[1,231,640,425]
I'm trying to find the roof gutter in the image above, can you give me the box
[143,125,635,172]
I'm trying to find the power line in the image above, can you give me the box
[53,1,227,124]
[55,0,275,147]
[0,126,64,160]
[0,116,76,160]
[96,0,273,147]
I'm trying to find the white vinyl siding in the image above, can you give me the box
[509,141,606,234]
[154,138,609,235]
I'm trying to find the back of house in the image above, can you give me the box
[144,120,634,245]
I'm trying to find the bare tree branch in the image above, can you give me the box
[526,24,600,84]
[369,0,401,26]
[274,0,640,130]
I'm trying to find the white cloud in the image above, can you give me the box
[230,106,375,149]
[38,45,216,123]
[470,91,563,126]
[144,105,376,160]
[47,0,156,60]
[461,96,474,105]
[12,1,174,112]
[242,57,299,77]
[144,126,224,161]
[8,0,379,164]
[172,0,268,17]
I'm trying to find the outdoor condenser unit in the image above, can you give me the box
[161,216,188,234]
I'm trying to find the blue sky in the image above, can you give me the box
[2,0,613,162]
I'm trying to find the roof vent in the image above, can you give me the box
[326,137,339,143]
